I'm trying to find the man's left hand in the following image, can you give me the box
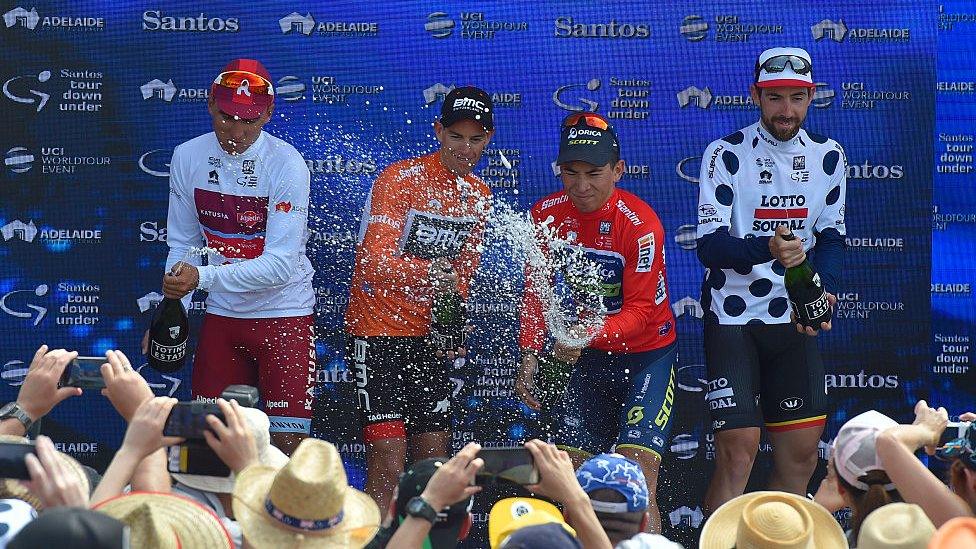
[793,292,837,336]
[162,262,199,299]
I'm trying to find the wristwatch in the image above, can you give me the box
[405,496,438,524]
[0,402,34,432]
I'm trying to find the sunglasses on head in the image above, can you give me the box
[562,112,611,131]
[213,70,275,96]
[760,54,812,75]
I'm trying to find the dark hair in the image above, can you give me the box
[588,488,644,545]
[834,465,902,541]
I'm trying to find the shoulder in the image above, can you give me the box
[704,125,750,153]
[614,190,661,230]
[464,172,491,197]
[263,133,309,174]
[801,130,846,173]
[532,190,569,218]
[173,132,215,158]
[380,155,427,182]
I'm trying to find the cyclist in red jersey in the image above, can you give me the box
[517,113,677,532]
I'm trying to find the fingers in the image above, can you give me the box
[53,386,82,404]
[30,345,48,369]
[960,412,976,422]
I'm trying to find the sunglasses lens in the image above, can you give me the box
[564,113,609,131]
[217,71,272,95]
[762,55,811,75]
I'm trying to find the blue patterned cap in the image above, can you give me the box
[575,453,649,513]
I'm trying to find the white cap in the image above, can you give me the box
[832,410,898,491]
[756,47,814,88]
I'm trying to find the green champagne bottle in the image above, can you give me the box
[781,233,832,330]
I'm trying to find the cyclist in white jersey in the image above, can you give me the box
[696,47,847,514]
[152,59,315,455]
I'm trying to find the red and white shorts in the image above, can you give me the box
[191,313,316,434]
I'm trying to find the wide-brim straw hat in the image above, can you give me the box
[232,438,379,548]
[700,491,846,549]
[858,502,934,549]
[172,406,288,493]
[0,435,90,511]
[94,490,233,549]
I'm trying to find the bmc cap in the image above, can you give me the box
[440,86,493,131]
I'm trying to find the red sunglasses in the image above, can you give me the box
[562,112,611,131]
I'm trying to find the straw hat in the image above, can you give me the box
[858,503,934,549]
[928,517,976,548]
[232,438,379,548]
[172,406,288,493]
[488,497,576,549]
[94,491,233,549]
[700,491,846,549]
[0,435,90,511]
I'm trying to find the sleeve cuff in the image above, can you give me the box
[196,265,216,291]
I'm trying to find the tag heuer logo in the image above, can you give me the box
[169,326,181,338]
[793,155,805,170]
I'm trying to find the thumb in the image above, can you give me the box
[54,387,82,404]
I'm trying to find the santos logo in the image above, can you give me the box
[825,371,899,390]
[142,10,239,32]
[554,17,650,38]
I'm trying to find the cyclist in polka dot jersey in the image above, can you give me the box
[695,47,847,515]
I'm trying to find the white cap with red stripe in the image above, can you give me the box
[755,47,814,88]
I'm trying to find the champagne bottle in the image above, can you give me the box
[781,233,832,330]
[148,297,189,373]
[430,291,464,353]
[536,353,572,409]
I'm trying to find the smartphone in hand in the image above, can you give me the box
[163,401,225,439]
[476,447,540,485]
[59,357,108,390]
[0,441,35,480]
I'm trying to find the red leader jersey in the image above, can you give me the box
[520,189,676,354]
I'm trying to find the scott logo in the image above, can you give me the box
[780,397,803,411]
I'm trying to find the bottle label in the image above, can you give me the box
[151,340,187,362]
[803,289,831,321]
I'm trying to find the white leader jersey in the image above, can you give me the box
[697,121,847,325]
[165,131,315,319]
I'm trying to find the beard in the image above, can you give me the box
[761,112,806,141]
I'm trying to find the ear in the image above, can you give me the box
[612,159,625,182]
[458,513,472,540]
[433,120,445,145]
[749,84,761,104]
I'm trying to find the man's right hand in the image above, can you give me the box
[911,399,949,454]
[16,346,82,422]
[768,225,806,268]
[429,257,458,292]
[101,350,154,422]
[515,352,541,410]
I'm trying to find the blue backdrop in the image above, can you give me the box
[0,1,956,546]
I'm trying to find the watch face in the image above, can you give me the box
[407,498,424,514]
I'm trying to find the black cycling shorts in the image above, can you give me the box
[703,322,828,433]
[347,336,452,442]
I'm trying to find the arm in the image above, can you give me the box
[696,142,774,270]
[386,442,483,548]
[352,166,436,292]
[811,143,847,295]
[875,400,972,527]
[2,346,82,436]
[810,228,845,295]
[197,155,311,292]
[91,397,182,506]
[164,145,205,308]
[524,439,612,549]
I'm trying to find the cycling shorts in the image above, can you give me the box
[704,322,828,433]
[191,313,316,434]
[346,336,452,442]
[555,342,677,459]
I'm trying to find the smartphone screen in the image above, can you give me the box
[59,356,107,389]
[167,442,231,477]
[163,402,224,439]
[0,441,35,480]
[476,447,539,485]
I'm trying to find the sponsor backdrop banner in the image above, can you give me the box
[0,1,938,546]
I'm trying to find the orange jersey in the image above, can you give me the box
[345,152,491,337]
